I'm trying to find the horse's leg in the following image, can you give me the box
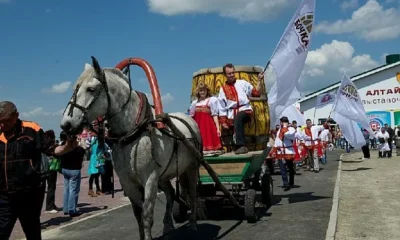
[142,171,159,240]
[126,186,145,240]
[158,180,175,235]
[130,200,145,240]
[182,166,198,231]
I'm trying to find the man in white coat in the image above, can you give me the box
[272,116,296,191]
[218,63,263,155]
[376,127,390,158]
[301,119,330,173]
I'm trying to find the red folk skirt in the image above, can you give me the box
[193,107,222,151]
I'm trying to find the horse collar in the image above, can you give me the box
[134,91,145,125]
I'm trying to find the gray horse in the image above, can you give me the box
[60,57,200,240]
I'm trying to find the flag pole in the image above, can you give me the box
[313,108,317,124]
[328,106,334,119]
[262,60,271,74]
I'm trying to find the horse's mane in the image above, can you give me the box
[106,68,129,82]
[73,67,130,89]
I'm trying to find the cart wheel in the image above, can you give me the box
[261,173,273,208]
[172,201,188,223]
[244,189,257,223]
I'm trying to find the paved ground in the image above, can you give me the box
[39,150,343,240]
[336,150,400,240]
[11,162,129,240]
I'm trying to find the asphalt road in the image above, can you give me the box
[41,150,343,240]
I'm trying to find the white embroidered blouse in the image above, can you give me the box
[189,97,220,117]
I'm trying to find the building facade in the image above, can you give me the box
[298,54,400,129]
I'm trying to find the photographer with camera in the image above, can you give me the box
[54,131,85,217]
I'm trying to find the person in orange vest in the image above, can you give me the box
[0,101,46,240]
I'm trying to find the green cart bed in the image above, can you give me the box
[200,150,267,184]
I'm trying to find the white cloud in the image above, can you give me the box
[316,0,400,41]
[146,0,293,22]
[300,40,379,93]
[42,81,71,94]
[144,92,174,105]
[340,0,358,11]
[161,93,174,103]
[20,107,62,118]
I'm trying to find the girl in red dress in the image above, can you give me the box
[189,82,223,155]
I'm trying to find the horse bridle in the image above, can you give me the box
[63,67,132,128]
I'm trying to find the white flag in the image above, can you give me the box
[269,82,304,125]
[331,72,372,148]
[316,91,335,109]
[280,104,306,126]
[331,111,366,149]
[332,73,371,131]
[268,0,316,128]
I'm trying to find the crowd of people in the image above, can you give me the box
[0,101,114,240]
[267,117,332,191]
[332,123,399,159]
[266,117,400,192]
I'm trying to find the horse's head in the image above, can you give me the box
[60,57,111,135]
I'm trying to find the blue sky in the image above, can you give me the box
[1,0,399,134]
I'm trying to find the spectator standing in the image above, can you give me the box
[44,129,61,213]
[87,136,107,197]
[55,131,85,217]
[101,136,114,194]
[361,128,371,159]
[0,101,46,239]
[384,124,395,158]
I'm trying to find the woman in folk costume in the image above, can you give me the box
[376,127,390,158]
[270,116,296,191]
[189,82,223,155]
